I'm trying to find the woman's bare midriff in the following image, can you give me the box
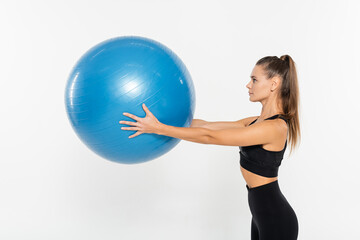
[240,166,278,189]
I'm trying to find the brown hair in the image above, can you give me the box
[256,55,301,155]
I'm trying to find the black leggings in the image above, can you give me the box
[246,180,298,240]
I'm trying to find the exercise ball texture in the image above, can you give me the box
[65,36,196,164]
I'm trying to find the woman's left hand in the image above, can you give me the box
[119,103,163,138]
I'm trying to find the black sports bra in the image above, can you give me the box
[239,114,288,178]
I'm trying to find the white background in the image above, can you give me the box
[1,0,360,239]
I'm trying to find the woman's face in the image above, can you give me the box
[246,65,275,102]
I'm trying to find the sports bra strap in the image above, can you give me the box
[248,114,287,126]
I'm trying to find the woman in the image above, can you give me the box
[119,55,300,240]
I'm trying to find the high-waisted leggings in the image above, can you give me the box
[246,180,298,240]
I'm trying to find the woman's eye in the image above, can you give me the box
[252,79,256,82]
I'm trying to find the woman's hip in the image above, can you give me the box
[247,180,299,239]
[246,180,298,221]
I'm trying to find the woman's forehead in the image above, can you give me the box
[251,65,265,77]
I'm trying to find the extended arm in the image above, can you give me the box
[152,118,249,144]
[120,105,268,146]
[157,119,281,146]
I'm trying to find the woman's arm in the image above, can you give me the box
[120,104,262,145]
[157,118,281,146]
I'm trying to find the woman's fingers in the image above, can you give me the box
[123,112,141,121]
[119,120,138,126]
[121,126,140,131]
[129,132,142,138]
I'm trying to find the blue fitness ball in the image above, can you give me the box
[65,36,196,164]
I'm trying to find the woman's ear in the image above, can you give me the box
[271,76,281,92]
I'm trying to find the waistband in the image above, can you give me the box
[246,180,279,192]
